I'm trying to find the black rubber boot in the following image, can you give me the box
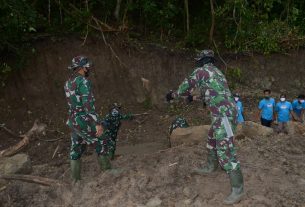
[224,168,244,205]
[98,155,111,171]
[70,159,81,182]
[193,149,218,174]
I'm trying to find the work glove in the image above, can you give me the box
[186,94,193,103]
[166,90,174,103]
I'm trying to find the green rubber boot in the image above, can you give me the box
[193,149,218,174]
[70,159,81,182]
[98,155,111,171]
[109,150,115,160]
[224,168,244,205]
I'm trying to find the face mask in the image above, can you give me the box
[299,100,305,103]
[280,97,286,102]
[234,97,239,102]
[111,108,119,116]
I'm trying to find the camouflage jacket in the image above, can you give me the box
[64,74,101,143]
[102,113,133,140]
[176,63,237,117]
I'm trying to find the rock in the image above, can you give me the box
[170,125,210,146]
[170,121,273,146]
[239,121,273,137]
[146,197,162,207]
[182,187,192,197]
[252,195,273,206]
[297,178,305,186]
[0,153,32,175]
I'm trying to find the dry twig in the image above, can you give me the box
[0,120,47,157]
[0,174,66,186]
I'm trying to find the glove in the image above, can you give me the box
[101,120,110,129]
[187,94,193,103]
[166,90,174,103]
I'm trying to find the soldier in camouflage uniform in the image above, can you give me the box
[168,116,189,135]
[167,50,244,204]
[64,56,112,182]
[102,103,133,159]
[167,116,189,147]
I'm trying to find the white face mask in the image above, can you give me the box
[111,109,119,116]
[234,97,239,102]
[280,98,286,102]
[300,100,305,103]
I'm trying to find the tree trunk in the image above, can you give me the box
[184,0,190,35]
[209,0,215,45]
[114,0,122,21]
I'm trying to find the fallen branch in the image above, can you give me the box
[0,174,66,186]
[38,137,63,142]
[92,17,127,68]
[133,112,149,117]
[0,186,6,192]
[0,120,47,157]
[52,145,59,159]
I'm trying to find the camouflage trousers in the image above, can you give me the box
[70,130,113,160]
[207,116,240,172]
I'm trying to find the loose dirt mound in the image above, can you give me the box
[1,132,305,207]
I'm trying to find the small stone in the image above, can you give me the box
[298,178,305,186]
[146,197,162,207]
[183,187,192,197]
[0,153,32,175]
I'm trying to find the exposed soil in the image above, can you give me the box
[0,37,305,206]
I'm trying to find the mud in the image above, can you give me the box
[0,38,305,206]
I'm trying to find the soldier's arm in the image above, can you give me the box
[176,68,202,97]
[79,79,102,124]
[119,113,133,121]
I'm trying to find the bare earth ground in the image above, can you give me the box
[1,40,305,206]
[0,100,305,207]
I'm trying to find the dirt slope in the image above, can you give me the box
[1,38,305,207]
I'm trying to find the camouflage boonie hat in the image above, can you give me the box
[68,56,92,70]
[195,49,214,60]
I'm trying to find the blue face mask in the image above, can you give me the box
[111,109,119,116]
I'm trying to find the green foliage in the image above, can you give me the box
[0,63,12,87]
[226,67,243,90]
[143,96,153,110]
[216,0,305,53]
[1,0,305,78]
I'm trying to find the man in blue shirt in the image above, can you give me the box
[292,94,305,122]
[275,94,296,134]
[234,93,245,124]
[258,89,275,127]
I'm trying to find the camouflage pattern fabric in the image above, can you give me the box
[207,116,240,171]
[175,63,240,172]
[70,130,113,160]
[168,117,189,135]
[64,75,102,144]
[102,113,133,156]
[64,74,112,159]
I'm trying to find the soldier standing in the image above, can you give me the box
[167,50,244,204]
[64,56,112,182]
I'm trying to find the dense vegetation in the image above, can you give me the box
[1,0,305,81]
